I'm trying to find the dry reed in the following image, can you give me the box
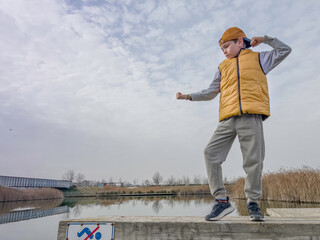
[102,185,211,195]
[232,167,320,203]
[0,186,64,202]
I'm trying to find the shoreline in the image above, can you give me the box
[62,184,214,198]
[2,166,320,204]
[1,187,320,204]
[0,184,215,202]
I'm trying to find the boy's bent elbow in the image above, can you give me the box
[283,44,292,58]
[278,45,292,60]
[286,46,292,56]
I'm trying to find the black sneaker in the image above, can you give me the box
[247,202,265,221]
[205,197,235,221]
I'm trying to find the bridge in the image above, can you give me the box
[0,175,72,189]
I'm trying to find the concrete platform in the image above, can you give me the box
[57,215,320,240]
[267,208,320,217]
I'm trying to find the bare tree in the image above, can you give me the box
[175,178,183,185]
[109,177,113,184]
[133,179,139,186]
[62,170,75,182]
[152,171,163,185]
[182,175,190,186]
[193,176,201,185]
[142,179,151,186]
[223,176,228,184]
[166,176,176,186]
[118,178,124,187]
[202,177,209,185]
[75,173,85,184]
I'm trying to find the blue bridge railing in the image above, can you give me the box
[0,175,72,189]
[0,206,69,224]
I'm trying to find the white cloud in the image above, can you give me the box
[1,0,320,183]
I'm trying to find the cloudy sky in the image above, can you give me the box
[1,0,319,184]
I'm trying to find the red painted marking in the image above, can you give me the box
[84,225,100,240]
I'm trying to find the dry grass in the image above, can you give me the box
[231,177,246,199]
[232,167,320,203]
[102,184,211,195]
[0,186,64,202]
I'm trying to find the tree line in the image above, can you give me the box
[62,170,210,187]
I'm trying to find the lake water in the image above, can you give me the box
[1,195,319,239]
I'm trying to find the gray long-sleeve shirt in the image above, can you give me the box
[190,35,292,101]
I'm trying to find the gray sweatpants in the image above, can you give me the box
[204,114,265,203]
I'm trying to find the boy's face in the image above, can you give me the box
[220,38,244,59]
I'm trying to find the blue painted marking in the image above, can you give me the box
[66,222,113,239]
[95,232,102,240]
[77,227,94,239]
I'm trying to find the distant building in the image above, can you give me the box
[102,182,123,187]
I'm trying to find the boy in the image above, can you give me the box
[176,27,291,221]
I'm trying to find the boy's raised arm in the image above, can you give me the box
[176,92,191,100]
[258,35,292,74]
[250,37,264,47]
[176,69,221,101]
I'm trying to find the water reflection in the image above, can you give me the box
[1,196,319,240]
[0,198,63,214]
[0,199,69,224]
[152,200,162,213]
[61,195,320,218]
[1,195,320,225]
[61,195,214,217]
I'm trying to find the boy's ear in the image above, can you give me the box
[237,37,244,47]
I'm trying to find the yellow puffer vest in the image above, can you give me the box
[218,49,270,122]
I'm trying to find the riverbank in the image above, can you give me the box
[62,184,217,198]
[0,186,64,202]
[2,168,319,203]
